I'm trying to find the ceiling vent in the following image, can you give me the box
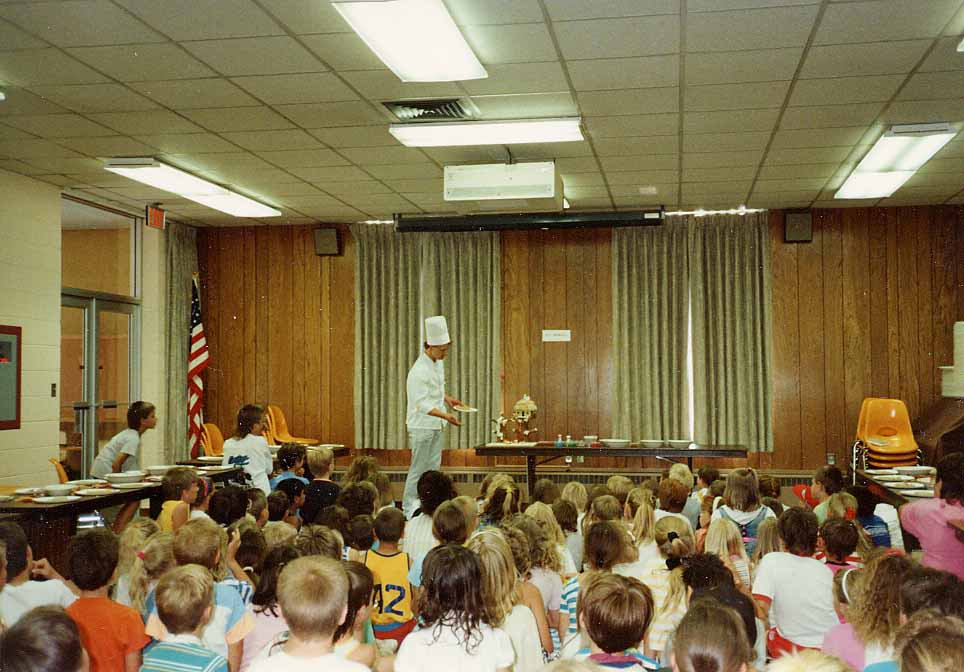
[383,98,478,122]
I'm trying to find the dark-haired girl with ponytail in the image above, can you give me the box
[222,404,273,494]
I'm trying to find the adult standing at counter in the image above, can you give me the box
[402,316,464,519]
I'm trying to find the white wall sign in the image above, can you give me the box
[542,329,571,342]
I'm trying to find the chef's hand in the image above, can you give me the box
[445,395,465,409]
[444,413,462,427]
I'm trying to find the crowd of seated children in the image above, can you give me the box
[680,553,758,657]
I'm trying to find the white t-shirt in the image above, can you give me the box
[556,543,577,576]
[566,531,583,572]
[396,622,514,672]
[92,428,140,477]
[114,573,132,607]
[222,434,273,494]
[529,566,562,612]
[0,579,76,626]
[503,605,542,672]
[402,513,436,561]
[250,651,369,672]
[752,552,838,649]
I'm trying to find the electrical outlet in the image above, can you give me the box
[577,455,584,463]
[826,452,836,466]
[51,383,57,398]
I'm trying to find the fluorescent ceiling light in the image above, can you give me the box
[105,159,280,218]
[390,118,583,147]
[835,123,957,199]
[331,0,486,82]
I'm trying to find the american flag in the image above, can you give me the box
[188,274,210,457]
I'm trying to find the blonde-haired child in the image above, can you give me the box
[467,529,543,672]
[157,467,199,532]
[524,502,577,576]
[625,488,659,567]
[480,483,520,528]
[711,468,775,556]
[637,516,693,655]
[560,482,588,523]
[501,525,555,656]
[114,518,159,607]
[704,518,751,587]
[826,491,874,558]
[751,517,780,570]
[127,531,175,616]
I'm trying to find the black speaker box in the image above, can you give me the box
[785,211,812,243]
[313,228,340,256]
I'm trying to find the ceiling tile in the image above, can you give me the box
[578,88,679,116]
[0,158,49,174]
[770,126,873,148]
[0,19,47,49]
[686,5,818,52]
[0,138,83,158]
[779,103,883,129]
[800,40,931,78]
[593,135,679,155]
[606,169,679,185]
[681,181,751,197]
[555,16,680,60]
[765,146,853,164]
[460,62,569,96]
[0,88,67,115]
[562,185,609,198]
[182,106,294,132]
[600,154,679,171]
[339,193,415,210]
[66,43,216,81]
[681,166,757,182]
[220,129,323,151]
[685,47,801,85]
[320,180,393,195]
[682,150,763,167]
[300,33,385,71]
[365,164,442,180]
[586,113,677,138]
[545,0,679,20]
[246,182,322,197]
[256,0,350,34]
[790,75,904,106]
[341,69,462,99]
[904,172,964,187]
[232,73,358,104]
[508,141,594,159]
[757,163,839,179]
[918,156,964,173]
[137,133,241,153]
[688,0,820,9]
[445,0,545,25]
[89,110,204,135]
[683,109,780,133]
[754,177,828,192]
[682,131,771,152]
[557,157,606,173]
[29,83,158,112]
[472,93,578,119]
[308,125,399,148]
[882,99,964,124]
[116,0,285,40]
[919,37,964,73]
[382,178,443,192]
[0,49,109,85]
[0,1,163,47]
[814,0,961,44]
[462,23,558,64]
[3,113,114,138]
[255,149,349,168]
[129,79,260,108]
[684,81,790,111]
[288,165,373,182]
[422,146,507,163]
[560,172,606,187]
[568,55,678,91]
[898,72,964,101]
[182,36,324,76]
[56,136,157,156]
[275,102,388,128]
[340,146,431,165]
[25,156,105,173]
[0,124,33,140]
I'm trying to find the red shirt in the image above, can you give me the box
[66,596,150,672]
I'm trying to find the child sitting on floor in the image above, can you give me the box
[113,518,159,608]
[243,544,302,672]
[572,572,657,669]
[158,467,199,532]
[302,447,340,525]
[127,531,175,617]
[819,519,860,574]
[275,480,306,529]
[696,467,720,501]
[192,477,215,522]
[673,598,756,672]
[334,561,385,669]
[143,565,229,672]
[0,521,77,626]
[269,444,308,490]
[711,468,775,557]
[245,489,269,528]
[65,528,149,672]
[364,508,416,647]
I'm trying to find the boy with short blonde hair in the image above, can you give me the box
[143,564,228,672]
[574,573,657,669]
[250,557,368,672]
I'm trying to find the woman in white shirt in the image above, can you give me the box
[222,404,273,494]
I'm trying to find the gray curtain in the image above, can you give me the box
[689,212,773,452]
[163,221,198,463]
[612,221,690,440]
[419,231,501,449]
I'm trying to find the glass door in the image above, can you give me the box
[61,293,140,478]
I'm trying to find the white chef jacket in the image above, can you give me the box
[406,351,445,430]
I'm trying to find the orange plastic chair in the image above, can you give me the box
[201,423,225,457]
[262,412,277,446]
[267,404,318,445]
[49,458,69,484]
[858,398,918,464]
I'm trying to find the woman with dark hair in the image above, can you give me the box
[901,453,964,581]
[222,404,273,494]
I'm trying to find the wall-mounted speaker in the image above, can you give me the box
[785,211,813,243]
[313,228,340,256]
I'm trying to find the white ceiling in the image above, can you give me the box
[1,0,963,227]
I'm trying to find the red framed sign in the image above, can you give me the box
[0,325,21,430]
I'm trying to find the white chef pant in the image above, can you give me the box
[403,427,445,519]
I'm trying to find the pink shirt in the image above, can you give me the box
[822,622,865,671]
[900,498,964,581]
[242,608,288,672]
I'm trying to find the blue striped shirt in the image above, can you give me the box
[141,634,228,672]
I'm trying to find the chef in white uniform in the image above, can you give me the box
[403,315,464,518]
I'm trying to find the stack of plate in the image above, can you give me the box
[865,436,917,468]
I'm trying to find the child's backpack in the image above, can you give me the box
[720,506,769,556]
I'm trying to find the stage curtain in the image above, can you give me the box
[689,211,774,452]
[612,221,690,441]
[352,224,500,450]
[419,231,501,450]
[163,221,197,463]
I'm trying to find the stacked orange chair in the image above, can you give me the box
[267,405,318,445]
[856,398,919,468]
[201,423,225,457]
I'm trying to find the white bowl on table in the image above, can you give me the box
[105,471,147,485]
[600,438,631,448]
[667,439,692,448]
[146,465,177,476]
[640,439,663,448]
[44,483,77,496]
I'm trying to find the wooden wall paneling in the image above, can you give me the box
[305,231,324,441]
[932,208,959,391]
[841,208,872,451]
[796,212,828,467]
[266,227,293,419]
[291,228,308,435]
[219,228,246,431]
[820,210,847,459]
[501,231,531,465]
[884,209,900,397]
[565,229,593,440]
[867,210,890,395]
[524,231,546,462]
[328,225,355,448]
[915,208,935,408]
[595,228,617,468]
[242,229,258,406]
[254,227,271,407]
[542,231,569,442]
[769,211,802,469]
[896,208,922,417]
